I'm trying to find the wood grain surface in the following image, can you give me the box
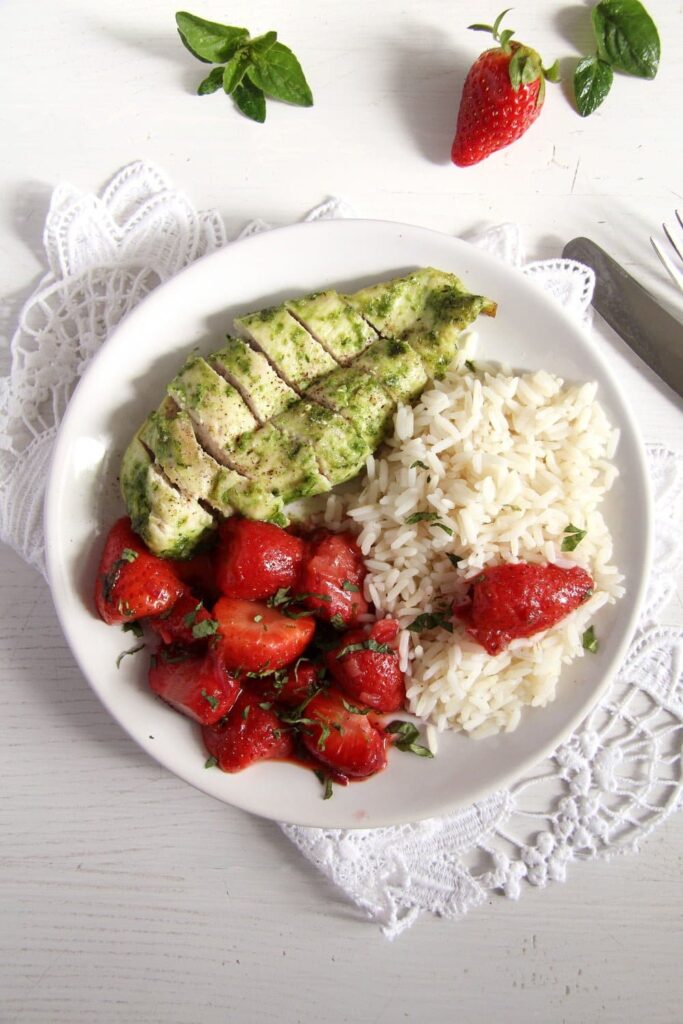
[1,0,682,1021]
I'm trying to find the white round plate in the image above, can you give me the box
[45,219,653,828]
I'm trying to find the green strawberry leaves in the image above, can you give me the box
[176,11,313,122]
[573,0,660,116]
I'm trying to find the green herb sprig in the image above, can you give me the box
[573,0,660,117]
[176,12,313,123]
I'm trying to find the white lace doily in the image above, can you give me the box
[1,162,681,939]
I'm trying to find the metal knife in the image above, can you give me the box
[562,237,683,399]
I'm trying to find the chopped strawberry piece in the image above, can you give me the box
[325,620,405,713]
[300,688,388,779]
[248,660,323,706]
[147,589,216,646]
[298,530,369,627]
[95,517,183,625]
[148,646,240,725]
[454,561,595,654]
[215,518,305,600]
[202,691,293,772]
[213,596,315,674]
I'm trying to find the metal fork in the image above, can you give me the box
[650,210,683,292]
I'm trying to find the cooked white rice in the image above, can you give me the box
[315,334,623,739]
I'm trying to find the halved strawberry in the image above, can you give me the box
[454,561,595,654]
[213,596,315,674]
[148,646,240,725]
[299,688,388,779]
[202,691,294,772]
[297,530,369,627]
[147,589,216,646]
[95,517,183,625]
[215,518,305,600]
[325,619,405,713]
[248,659,323,706]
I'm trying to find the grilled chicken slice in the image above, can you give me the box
[347,267,496,379]
[139,398,242,516]
[273,400,371,486]
[235,306,337,392]
[285,291,377,365]
[352,337,428,403]
[227,423,330,506]
[167,354,257,457]
[307,367,396,449]
[210,336,298,423]
[120,436,214,558]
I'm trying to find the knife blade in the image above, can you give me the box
[562,237,683,399]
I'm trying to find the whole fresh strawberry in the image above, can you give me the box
[451,9,559,167]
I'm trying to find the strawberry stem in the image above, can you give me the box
[468,8,516,53]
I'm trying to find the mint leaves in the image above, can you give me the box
[573,0,660,116]
[175,12,313,123]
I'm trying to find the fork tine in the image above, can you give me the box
[662,221,683,264]
[650,236,683,293]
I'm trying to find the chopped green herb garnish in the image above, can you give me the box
[122,620,144,638]
[465,360,477,372]
[405,511,440,525]
[336,637,394,659]
[201,688,220,710]
[192,618,219,639]
[121,548,138,563]
[116,643,145,668]
[433,521,454,536]
[341,699,372,715]
[268,587,291,608]
[341,580,360,593]
[258,702,273,710]
[386,720,434,758]
[242,704,251,720]
[407,611,453,634]
[562,523,587,552]
[182,602,203,629]
[582,625,599,653]
[329,613,346,630]
[314,770,334,799]
[410,460,429,470]
[447,553,463,568]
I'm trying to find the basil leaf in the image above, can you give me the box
[405,511,440,525]
[386,720,434,758]
[122,620,143,638]
[561,523,587,552]
[248,41,313,107]
[223,48,251,94]
[582,625,599,653]
[249,30,278,57]
[175,12,249,64]
[407,612,453,634]
[592,0,660,79]
[116,643,145,669]
[192,618,219,639]
[574,56,614,116]
[197,67,225,95]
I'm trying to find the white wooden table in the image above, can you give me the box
[1,1,682,1021]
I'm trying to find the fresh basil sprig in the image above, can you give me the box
[176,12,313,123]
[573,0,660,117]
